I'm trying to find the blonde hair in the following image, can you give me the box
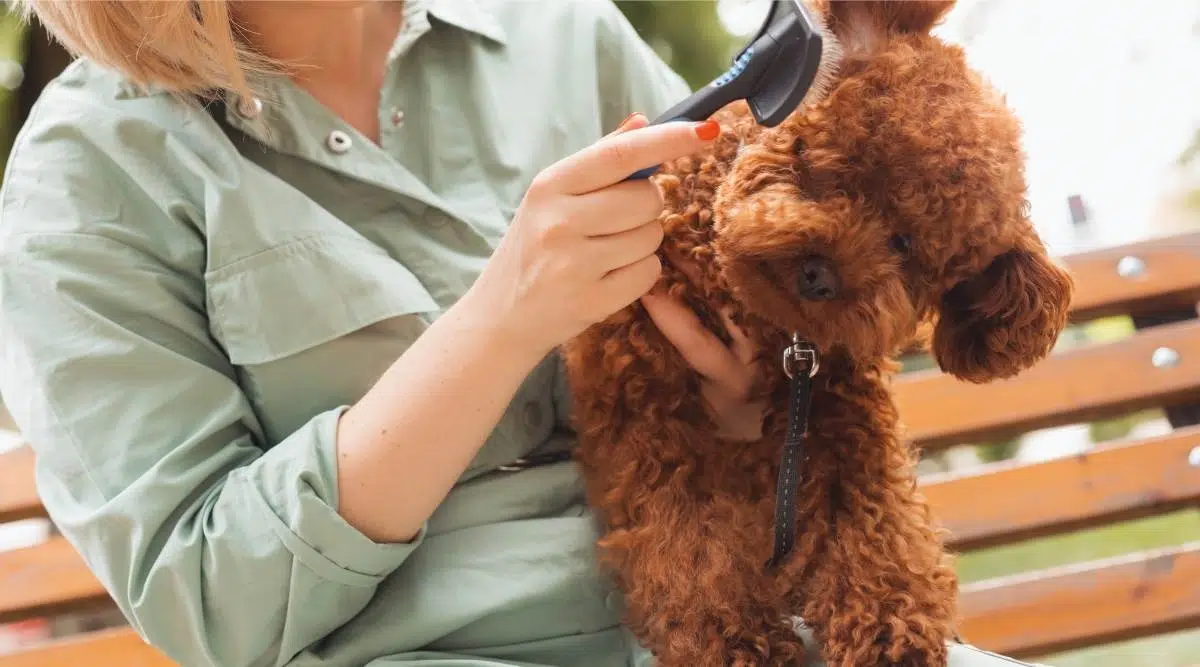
[13,1,277,103]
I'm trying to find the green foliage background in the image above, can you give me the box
[0,6,27,165]
[615,0,738,90]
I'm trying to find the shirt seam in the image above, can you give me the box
[203,231,379,279]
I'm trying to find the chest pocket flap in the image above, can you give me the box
[205,234,439,366]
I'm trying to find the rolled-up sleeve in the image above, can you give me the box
[0,126,420,667]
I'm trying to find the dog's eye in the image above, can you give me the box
[889,234,913,257]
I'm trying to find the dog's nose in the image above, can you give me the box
[798,255,839,301]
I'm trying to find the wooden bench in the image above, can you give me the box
[907,230,1200,660]
[2,231,1199,665]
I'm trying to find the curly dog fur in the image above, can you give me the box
[562,2,1074,665]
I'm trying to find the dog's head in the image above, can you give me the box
[711,0,1073,383]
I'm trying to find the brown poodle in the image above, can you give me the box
[562,1,1074,665]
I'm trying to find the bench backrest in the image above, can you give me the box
[905,231,1200,659]
[2,232,1199,665]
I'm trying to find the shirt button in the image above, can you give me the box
[326,130,353,155]
[236,95,262,120]
[390,108,405,127]
[523,401,544,430]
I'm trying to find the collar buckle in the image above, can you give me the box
[782,334,820,379]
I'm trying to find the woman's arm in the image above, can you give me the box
[334,114,719,543]
[0,223,406,667]
[0,109,712,667]
[330,285,550,544]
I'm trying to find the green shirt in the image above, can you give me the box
[0,1,689,665]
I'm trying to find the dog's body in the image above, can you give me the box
[562,2,1073,665]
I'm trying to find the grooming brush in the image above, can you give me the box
[627,0,837,180]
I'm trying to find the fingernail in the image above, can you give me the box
[694,119,721,141]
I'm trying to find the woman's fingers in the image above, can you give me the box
[663,245,705,285]
[662,246,760,367]
[542,118,720,196]
[605,112,649,138]
[641,291,750,396]
[595,253,663,316]
[717,308,758,367]
[702,384,768,442]
[590,220,665,278]
[568,179,665,237]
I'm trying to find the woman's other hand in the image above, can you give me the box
[641,284,767,442]
[467,112,721,357]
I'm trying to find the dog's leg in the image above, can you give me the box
[791,390,959,667]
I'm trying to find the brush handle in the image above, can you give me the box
[624,49,758,181]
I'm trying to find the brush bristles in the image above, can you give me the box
[799,27,845,109]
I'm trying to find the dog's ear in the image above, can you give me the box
[931,240,1074,384]
[821,0,956,48]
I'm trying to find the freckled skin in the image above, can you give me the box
[562,2,1074,665]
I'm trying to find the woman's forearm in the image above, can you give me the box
[333,285,551,544]
[333,117,719,544]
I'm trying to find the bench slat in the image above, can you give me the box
[1063,232,1200,322]
[923,427,1200,550]
[0,627,173,667]
[0,447,42,524]
[896,318,1200,449]
[959,542,1200,659]
[0,536,110,624]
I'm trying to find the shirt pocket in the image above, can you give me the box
[204,233,439,367]
[202,232,559,483]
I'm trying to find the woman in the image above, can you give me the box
[0,2,1039,666]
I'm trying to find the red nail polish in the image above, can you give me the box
[694,119,721,140]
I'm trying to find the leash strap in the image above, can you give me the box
[766,336,818,569]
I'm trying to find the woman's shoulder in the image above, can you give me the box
[0,57,238,290]
[0,59,230,246]
[10,57,230,166]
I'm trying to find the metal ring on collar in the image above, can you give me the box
[782,334,820,379]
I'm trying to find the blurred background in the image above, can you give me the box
[0,1,1197,665]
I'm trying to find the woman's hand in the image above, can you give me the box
[467,113,721,358]
[641,286,767,442]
